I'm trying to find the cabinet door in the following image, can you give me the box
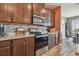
[33,3,47,17]
[0,4,11,22]
[12,4,23,23]
[39,4,45,17]
[33,3,40,16]
[12,39,25,56]
[0,41,11,56]
[44,10,52,26]
[23,4,32,24]
[27,37,35,56]
[0,46,11,56]
[24,39,28,56]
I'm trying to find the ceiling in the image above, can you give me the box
[45,3,79,18]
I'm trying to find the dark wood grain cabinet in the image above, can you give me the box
[25,39,28,56]
[0,3,32,24]
[12,38,26,56]
[0,41,11,56]
[33,3,40,16]
[0,3,52,26]
[11,3,32,24]
[12,4,24,23]
[39,4,46,17]
[27,37,35,56]
[23,4,32,24]
[0,4,11,22]
[33,3,50,18]
[0,36,35,56]
[33,3,45,17]
[12,37,35,56]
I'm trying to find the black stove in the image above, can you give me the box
[33,32,48,50]
[35,35,48,50]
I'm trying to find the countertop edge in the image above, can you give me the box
[0,34,35,41]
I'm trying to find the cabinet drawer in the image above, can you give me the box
[0,41,11,47]
[12,38,25,46]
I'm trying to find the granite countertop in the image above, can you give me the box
[0,32,56,41]
[0,34,35,41]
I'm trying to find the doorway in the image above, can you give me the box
[64,16,79,56]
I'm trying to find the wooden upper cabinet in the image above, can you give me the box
[33,3,49,18]
[23,4,32,24]
[0,4,11,22]
[12,4,24,23]
[33,3,40,16]
[39,4,46,17]
[11,3,32,24]
[33,3,46,17]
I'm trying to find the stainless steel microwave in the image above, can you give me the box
[33,15,45,25]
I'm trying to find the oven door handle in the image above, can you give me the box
[36,35,48,38]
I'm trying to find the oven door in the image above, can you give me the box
[35,36,48,50]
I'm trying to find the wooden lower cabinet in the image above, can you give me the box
[12,37,35,56]
[0,37,35,56]
[12,38,26,56]
[27,37,35,56]
[25,41,28,56]
[0,41,11,56]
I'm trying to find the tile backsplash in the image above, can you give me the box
[3,24,48,35]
